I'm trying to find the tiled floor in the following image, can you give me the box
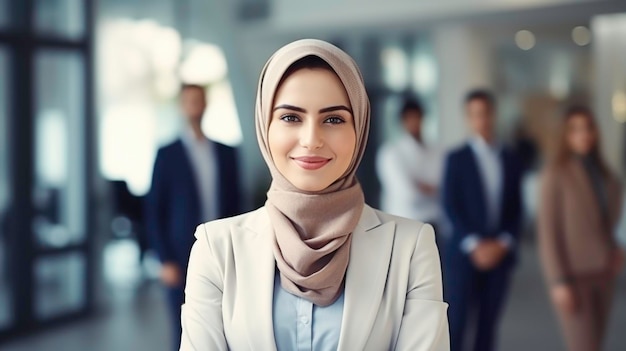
[3,244,626,351]
[499,244,626,351]
[2,283,170,351]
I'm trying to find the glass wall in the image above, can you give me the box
[33,51,86,249]
[0,0,93,338]
[0,47,11,330]
[34,253,85,319]
[32,50,88,321]
[0,0,9,29]
[35,0,85,39]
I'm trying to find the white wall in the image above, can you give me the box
[592,13,626,176]
[272,0,602,30]
[434,25,494,148]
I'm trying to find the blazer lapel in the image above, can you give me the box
[235,209,278,351]
[465,146,488,228]
[337,206,395,351]
[174,140,201,208]
[213,142,226,217]
[497,149,512,230]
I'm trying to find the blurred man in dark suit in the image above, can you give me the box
[442,89,523,351]
[145,84,241,350]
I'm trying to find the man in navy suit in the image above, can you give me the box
[145,84,241,350]
[442,90,522,351]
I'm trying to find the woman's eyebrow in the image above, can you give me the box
[319,105,352,114]
[273,104,353,114]
[273,104,306,113]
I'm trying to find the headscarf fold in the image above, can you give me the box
[255,39,370,306]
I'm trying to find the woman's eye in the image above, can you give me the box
[280,115,300,123]
[325,116,345,124]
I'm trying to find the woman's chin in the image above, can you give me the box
[288,178,333,193]
[292,183,328,193]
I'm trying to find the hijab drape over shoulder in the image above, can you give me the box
[255,39,370,306]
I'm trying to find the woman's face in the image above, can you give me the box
[566,113,597,156]
[268,68,356,192]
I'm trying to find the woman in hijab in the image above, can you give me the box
[538,106,624,351]
[180,39,449,351]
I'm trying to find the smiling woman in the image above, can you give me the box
[269,57,356,192]
[179,39,449,351]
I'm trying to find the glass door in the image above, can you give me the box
[0,0,95,339]
[32,50,88,320]
[0,46,12,331]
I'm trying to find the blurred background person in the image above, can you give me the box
[376,97,445,244]
[537,106,624,351]
[442,90,523,351]
[144,84,242,350]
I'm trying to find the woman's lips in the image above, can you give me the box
[291,156,331,170]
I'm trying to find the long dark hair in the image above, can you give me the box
[553,105,609,175]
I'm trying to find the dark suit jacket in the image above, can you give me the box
[442,143,523,267]
[145,139,241,268]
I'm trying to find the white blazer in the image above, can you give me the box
[180,205,450,351]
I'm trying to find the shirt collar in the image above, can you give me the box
[469,135,501,155]
[181,125,209,148]
[401,132,425,149]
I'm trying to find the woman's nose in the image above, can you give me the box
[299,121,323,150]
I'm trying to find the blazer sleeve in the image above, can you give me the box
[394,224,450,350]
[180,225,228,351]
[145,148,175,262]
[537,167,569,284]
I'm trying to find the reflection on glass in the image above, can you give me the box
[34,50,85,248]
[380,94,403,143]
[0,0,9,28]
[35,0,84,39]
[0,48,11,329]
[35,253,85,319]
[411,48,438,94]
[381,45,409,92]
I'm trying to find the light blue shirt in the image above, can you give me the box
[460,137,514,253]
[180,127,217,222]
[469,136,503,230]
[272,271,344,351]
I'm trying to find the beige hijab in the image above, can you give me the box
[255,39,370,306]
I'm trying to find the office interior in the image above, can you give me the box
[2,0,626,350]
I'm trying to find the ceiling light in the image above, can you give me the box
[515,30,536,50]
[572,26,591,46]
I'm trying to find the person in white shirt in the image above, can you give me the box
[376,98,444,229]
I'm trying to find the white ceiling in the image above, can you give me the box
[269,0,615,31]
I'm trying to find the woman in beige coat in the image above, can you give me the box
[538,106,624,351]
[178,39,449,350]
